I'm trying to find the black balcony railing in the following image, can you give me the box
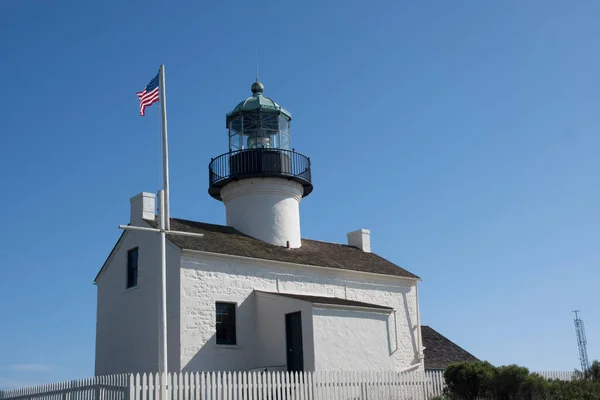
[208,148,313,200]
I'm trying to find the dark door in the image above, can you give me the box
[285,312,304,372]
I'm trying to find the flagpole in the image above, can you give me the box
[158,190,168,400]
[158,65,171,230]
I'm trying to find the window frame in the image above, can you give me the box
[126,247,139,289]
[215,301,237,345]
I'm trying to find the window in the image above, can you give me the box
[215,302,236,345]
[126,247,138,288]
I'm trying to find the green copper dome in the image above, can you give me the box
[226,81,292,126]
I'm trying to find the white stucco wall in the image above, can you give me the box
[94,228,181,375]
[255,292,315,371]
[312,307,394,371]
[220,178,304,248]
[179,250,420,372]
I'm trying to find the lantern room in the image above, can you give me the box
[226,81,292,151]
[208,81,313,201]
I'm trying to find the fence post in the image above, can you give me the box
[420,370,427,400]
[94,377,101,400]
[128,374,135,400]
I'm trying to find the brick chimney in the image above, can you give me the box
[130,192,156,226]
[347,229,371,252]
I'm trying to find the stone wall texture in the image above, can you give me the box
[179,251,420,372]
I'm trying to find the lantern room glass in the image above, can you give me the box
[228,112,291,151]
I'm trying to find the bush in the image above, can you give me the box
[519,373,549,400]
[588,361,600,383]
[547,378,600,400]
[491,364,530,400]
[442,360,600,400]
[443,361,496,400]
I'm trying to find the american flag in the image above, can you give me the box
[136,73,160,116]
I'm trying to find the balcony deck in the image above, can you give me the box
[208,149,313,200]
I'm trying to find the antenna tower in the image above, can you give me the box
[573,310,590,373]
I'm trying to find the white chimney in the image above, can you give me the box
[347,229,371,252]
[130,192,156,226]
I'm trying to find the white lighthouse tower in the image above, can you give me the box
[208,80,313,248]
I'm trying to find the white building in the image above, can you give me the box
[94,81,425,376]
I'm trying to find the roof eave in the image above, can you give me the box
[225,108,292,126]
[255,291,394,314]
[93,229,128,284]
[312,303,394,314]
[181,248,421,283]
[93,218,165,284]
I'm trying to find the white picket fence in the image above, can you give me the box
[0,370,576,400]
[534,370,575,381]
[0,375,129,400]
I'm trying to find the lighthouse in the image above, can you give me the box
[95,77,426,378]
[208,80,313,248]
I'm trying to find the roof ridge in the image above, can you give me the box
[171,216,229,228]
[172,216,352,247]
[140,216,419,279]
[301,237,345,246]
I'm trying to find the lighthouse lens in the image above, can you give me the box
[247,135,271,149]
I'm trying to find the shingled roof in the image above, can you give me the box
[256,291,394,311]
[421,326,479,370]
[147,217,419,279]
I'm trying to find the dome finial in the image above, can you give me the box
[251,50,264,95]
[251,80,264,95]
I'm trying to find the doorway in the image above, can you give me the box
[285,311,304,372]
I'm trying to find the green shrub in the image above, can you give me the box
[519,373,549,400]
[443,360,496,400]
[490,364,530,400]
[441,359,600,400]
[547,378,600,400]
[588,361,600,384]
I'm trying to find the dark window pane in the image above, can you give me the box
[216,302,236,345]
[127,248,138,288]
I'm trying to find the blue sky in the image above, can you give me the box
[1,0,599,389]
